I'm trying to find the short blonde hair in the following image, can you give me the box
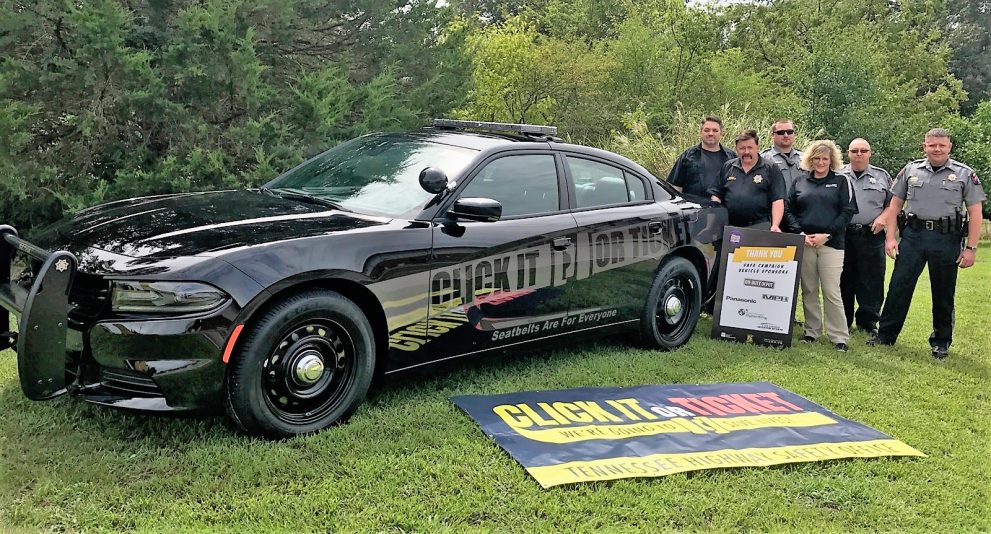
[800,140,843,171]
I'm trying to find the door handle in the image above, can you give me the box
[648,221,664,235]
[552,237,573,250]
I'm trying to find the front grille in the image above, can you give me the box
[99,367,162,397]
[68,272,110,321]
[11,250,109,324]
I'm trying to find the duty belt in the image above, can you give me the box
[846,224,879,236]
[905,217,957,233]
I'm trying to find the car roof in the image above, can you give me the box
[400,129,536,150]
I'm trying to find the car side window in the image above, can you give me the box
[459,154,559,217]
[567,157,630,208]
[624,171,648,202]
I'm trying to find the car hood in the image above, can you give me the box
[33,190,389,260]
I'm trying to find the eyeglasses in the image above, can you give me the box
[849,149,872,154]
[773,129,795,135]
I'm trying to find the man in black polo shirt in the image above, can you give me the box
[667,116,737,201]
[708,129,786,231]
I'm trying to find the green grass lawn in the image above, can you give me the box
[2,250,989,532]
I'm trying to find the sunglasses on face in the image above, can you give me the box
[849,149,871,154]
[773,129,795,135]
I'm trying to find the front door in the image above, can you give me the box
[426,152,578,361]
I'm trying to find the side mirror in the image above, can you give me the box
[419,167,449,194]
[449,198,502,222]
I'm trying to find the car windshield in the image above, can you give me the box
[267,134,479,217]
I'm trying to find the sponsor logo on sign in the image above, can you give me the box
[762,294,789,302]
[737,309,769,320]
[730,230,742,244]
[726,296,757,304]
[745,278,775,289]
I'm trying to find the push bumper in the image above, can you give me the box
[1,225,231,411]
[0,225,77,399]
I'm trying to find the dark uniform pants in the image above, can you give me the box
[876,228,960,348]
[840,230,885,332]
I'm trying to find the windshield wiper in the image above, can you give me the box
[263,187,349,211]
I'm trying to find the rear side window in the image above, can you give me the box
[625,171,648,202]
[568,157,643,208]
[459,154,559,217]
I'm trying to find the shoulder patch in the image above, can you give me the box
[973,172,981,185]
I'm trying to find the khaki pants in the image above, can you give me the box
[801,245,849,344]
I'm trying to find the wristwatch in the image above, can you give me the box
[964,245,978,252]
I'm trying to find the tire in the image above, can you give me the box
[640,257,702,350]
[225,290,375,439]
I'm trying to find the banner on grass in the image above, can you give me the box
[452,382,923,488]
[711,226,805,348]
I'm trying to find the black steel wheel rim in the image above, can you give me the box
[655,273,697,338]
[262,319,355,425]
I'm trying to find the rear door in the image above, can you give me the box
[563,155,679,325]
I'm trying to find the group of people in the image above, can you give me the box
[668,116,986,359]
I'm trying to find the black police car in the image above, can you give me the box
[1,120,725,438]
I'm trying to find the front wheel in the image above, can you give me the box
[640,257,702,350]
[225,290,375,439]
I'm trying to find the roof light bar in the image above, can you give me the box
[433,119,558,136]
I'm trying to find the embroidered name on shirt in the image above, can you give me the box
[826,184,838,188]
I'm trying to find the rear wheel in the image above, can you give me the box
[640,257,702,350]
[225,290,375,438]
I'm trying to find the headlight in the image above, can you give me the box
[111,281,228,313]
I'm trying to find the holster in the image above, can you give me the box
[896,211,907,230]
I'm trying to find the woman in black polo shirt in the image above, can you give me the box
[785,140,858,352]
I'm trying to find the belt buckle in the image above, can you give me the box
[925,220,935,230]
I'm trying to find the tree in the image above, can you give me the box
[948,99,991,216]
[722,0,965,173]
[0,0,460,228]
[944,0,991,114]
